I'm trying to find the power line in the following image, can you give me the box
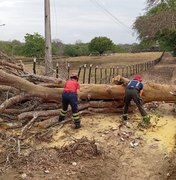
[89,0,131,30]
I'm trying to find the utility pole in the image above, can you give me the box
[44,0,53,76]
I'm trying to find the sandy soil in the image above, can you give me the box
[0,107,175,180]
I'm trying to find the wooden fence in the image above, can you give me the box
[33,52,164,84]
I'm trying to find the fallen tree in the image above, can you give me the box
[0,54,176,131]
[0,69,176,102]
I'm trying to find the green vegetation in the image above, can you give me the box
[88,36,114,55]
[134,0,176,56]
[23,33,45,58]
[0,40,24,56]
[64,43,89,57]
[0,32,161,59]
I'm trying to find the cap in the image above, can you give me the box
[134,75,142,82]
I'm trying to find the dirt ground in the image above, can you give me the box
[0,53,176,180]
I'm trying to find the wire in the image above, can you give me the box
[89,0,131,30]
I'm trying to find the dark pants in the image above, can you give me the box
[59,92,80,123]
[123,88,147,117]
[62,92,78,113]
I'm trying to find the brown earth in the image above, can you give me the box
[0,53,176,180]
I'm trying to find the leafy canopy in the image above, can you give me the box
[134,0,176,55]
[23,32,45,58]
[89,36,114,55]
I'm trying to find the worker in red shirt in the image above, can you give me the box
[58,73,81,129]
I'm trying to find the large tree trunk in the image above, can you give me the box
[0,69,176,103]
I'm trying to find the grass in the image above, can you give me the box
[19,52,162,83]
[66,52,162,69]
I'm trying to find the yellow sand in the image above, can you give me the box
[40,113,176,153]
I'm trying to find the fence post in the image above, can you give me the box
[129,65,132,76]
[100,66,103,84]
[56,62,59,78]
[135,64,138,74]
[109,67,112,83]
[105,68,107,84]
[145,62,148,70]
[133,64,135,75]
[112,66,115,77]
[138,64,140,73]
[95,66,98,84]
[83,64,87,84]
[88,64,92,84]
[33,57,36,74]
[67,63,70,80]
[77,65,82,81]
[121,66,124,77]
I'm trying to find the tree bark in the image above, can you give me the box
[0,70,62,102]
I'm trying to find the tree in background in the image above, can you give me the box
[134,0,176,56]
[0,40,24,56]
[64,43,89,57]
[23,33,45,58]
[89,36,114,55]
[52,39,65,56]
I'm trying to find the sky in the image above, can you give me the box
[0,0,147,44]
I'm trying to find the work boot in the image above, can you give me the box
[122,114,128,121]
[121,114,130,127]
[138,115,151,128]
[74,120,81,129]
[58,115,65,123]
